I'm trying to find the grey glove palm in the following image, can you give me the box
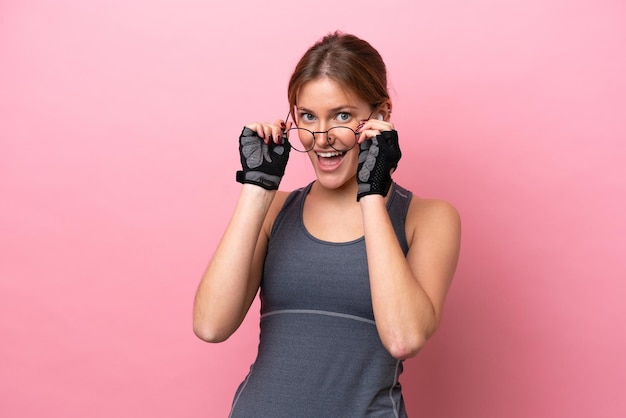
[236,127,290,190]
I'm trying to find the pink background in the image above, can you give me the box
[1,0,625,417]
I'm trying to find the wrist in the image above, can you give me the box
[358,193,385,202]
[241,183,278,198]
[359,194,389,223]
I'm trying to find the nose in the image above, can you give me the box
[314,130,329,147]
[314,128,336,148]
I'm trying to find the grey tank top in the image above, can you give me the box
[229,182,413,418]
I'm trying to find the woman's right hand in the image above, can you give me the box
[236,119,292,191]
[245,119,292,145]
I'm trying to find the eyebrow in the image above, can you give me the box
[296,105,359,115]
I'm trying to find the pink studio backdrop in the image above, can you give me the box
[1,1,625,417]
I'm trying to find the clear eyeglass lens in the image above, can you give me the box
[286,127,357,153]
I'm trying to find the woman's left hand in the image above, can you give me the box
[355,120,402,201]
[356,118,395,145]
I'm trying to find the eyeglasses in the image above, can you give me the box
[282,107,378,153]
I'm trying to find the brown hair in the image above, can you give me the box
[287,31,390,113]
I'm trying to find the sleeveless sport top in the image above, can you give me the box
[229,182,413,418]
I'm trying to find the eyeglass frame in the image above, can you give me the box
[281,105,380,153]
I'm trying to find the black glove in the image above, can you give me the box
[356,130,402,201]
[236,127,290,190]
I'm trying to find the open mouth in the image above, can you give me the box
[316,150,346,168]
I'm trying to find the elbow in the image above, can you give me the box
[384,318,440,360]
[385,333,427,360]
[193,319,232,343]
[193,300,241,343]
[386,311,444,359]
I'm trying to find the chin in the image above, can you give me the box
[313,170,357,192]
[309,151,358,190]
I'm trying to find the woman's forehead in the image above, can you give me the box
[296,78,367,110]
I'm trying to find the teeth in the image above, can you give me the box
[317,151,344,158]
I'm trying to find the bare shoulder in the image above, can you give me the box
[405,196,461,246]
[270,190,291,215]
[262,190,291,236]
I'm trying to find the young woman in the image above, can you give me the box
[193,31,461,417]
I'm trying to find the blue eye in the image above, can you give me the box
[300,113,315,122]
[336,112,351,123]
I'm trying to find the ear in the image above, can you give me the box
[377,101,393,121]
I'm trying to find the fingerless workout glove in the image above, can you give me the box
[236,127,290,190]
[356,130,402,201]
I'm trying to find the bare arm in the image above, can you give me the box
[360,194,461,360]
[194,120,289,342]
[193,185,277,343]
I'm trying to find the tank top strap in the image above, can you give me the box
[387,182,413,255]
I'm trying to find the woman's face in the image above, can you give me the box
[294,77,374,191]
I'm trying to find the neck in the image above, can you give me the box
[309,178,359,206]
